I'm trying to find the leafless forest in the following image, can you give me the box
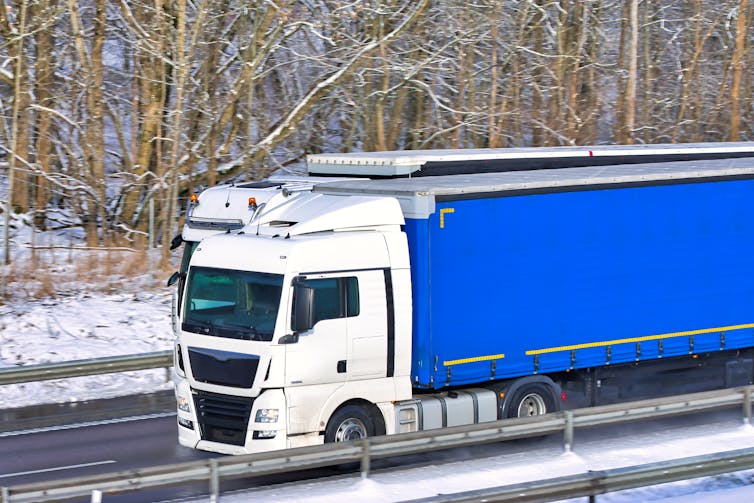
[0,0,752,256]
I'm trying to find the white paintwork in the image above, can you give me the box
[389,267,413,380]
[250,192,405,237]
[189,233,291,275]
[182,176,354,242]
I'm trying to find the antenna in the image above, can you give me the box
[225,186,232,207]
[254,203,267,235]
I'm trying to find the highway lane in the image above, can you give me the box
[0,414,217,487]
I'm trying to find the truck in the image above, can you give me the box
[173,149,754,455]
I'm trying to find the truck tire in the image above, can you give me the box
[507,383,556,418]
[325,405,377,443]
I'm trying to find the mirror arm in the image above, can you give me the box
[278,333,300,344]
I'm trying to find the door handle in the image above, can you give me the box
[337,360,347,373]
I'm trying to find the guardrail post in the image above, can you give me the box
[360,439,371,479]
[91,489,102,503]
[1,485,9,503]
[744,388,752,425]
[209,458,219,503]
[564,410,574,452]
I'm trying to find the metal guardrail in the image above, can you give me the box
[2,385,753,503]
[405,447,754,503]
[0,351,173,385]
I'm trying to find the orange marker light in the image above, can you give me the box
[249,197,258,210]
[189,193,199,204]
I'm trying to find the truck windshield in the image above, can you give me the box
[183,266,283,342]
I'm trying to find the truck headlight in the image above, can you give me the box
[255,408,279,423]
[177,395,191,412]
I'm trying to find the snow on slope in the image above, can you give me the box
[0,291,173,408]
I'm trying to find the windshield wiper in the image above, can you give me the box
[183,319,216,336]
[223,323,260,341]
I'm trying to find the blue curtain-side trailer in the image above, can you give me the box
[394,163,754,409]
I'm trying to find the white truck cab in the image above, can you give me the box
[174,193,413,454]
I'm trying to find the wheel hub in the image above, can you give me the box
[517,392,547,417]
[335,418,368,442]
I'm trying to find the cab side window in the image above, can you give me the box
[296,277,360,326]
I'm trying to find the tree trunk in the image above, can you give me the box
[1,0,31,213]
[89,0,106,244]
[31,0,57,229]
[613,1,629,143]
[623,0,639,144]
[729,0,749,141]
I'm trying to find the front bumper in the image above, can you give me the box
[175,376,288,454]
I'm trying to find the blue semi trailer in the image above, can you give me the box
[175,154,754,454]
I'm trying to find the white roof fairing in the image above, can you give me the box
[248,192,405,237]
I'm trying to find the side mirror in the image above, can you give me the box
[167,271,182,287]
[170,234,184,251]
[292,280,314,333]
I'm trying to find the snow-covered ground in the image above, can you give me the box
[0,214,176,408]
[0,291,173,408]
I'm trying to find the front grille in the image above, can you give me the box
[188,347,260,388]
[193,390,254,446]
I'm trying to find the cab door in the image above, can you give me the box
[284,274,352,387]
[346,270,388,380]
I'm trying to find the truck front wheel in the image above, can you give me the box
[325,405,377,443]
[508,384,556,418]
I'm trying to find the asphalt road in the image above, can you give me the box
[0,414,222,502]
[0,415,208,483]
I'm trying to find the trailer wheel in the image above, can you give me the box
[325,405,376,443]
[508,384,556,418]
